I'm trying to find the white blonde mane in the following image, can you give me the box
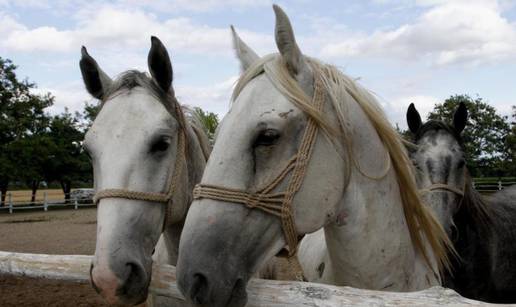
[232,54,453,273]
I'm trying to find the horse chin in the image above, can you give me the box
[179,275,248,307]
[225,278,248,307]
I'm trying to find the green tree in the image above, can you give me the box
[507,106,516,175]
[80,101,100,130]
[193,107,219,141]
[10,135,53,202]
[428,94,511,177]
[0,57,53,204]
[44,110,91,200]
[0,57,27,204]
[395,123,411,141]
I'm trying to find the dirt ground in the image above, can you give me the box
[0,208,110,307]
[0,208,296,306]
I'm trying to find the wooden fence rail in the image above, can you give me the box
[0,251,506,306]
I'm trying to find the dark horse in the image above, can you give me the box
[406,102,516,303]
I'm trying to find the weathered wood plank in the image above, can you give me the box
[0,251,506,306]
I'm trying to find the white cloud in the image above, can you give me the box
[320,0,516,66]
[116,0,271,12]
[382,94,441,129]
[31,82,92,115]
[31,76,238,118]
[0,13,25,37]
[1,6,271,56]
[0,0,271,12]
[176,76,238,116]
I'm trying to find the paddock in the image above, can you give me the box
[0,208,508,306]
[0,208,108,306]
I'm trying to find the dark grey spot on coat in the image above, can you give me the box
[278,109,294,119]
[317,262,325,278]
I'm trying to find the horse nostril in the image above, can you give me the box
[190,273,209,304]
[124,263,144,289]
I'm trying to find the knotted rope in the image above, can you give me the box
[193,74,326,257]
[93,102,188,229]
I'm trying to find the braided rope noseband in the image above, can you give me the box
[193,74,326,257]
[419,183,464,197]
[93,102,187,229]
[419,169,467,198]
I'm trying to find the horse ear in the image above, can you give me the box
[231,25,260,72]
[80,46,112,100]
[406,103,422,134]
[273,4,306,76]
[148,36,173,93]
[453,102,468,133]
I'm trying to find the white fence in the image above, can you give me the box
[0,191,95,214]
[0,251,503,306]
[473,179,516,193]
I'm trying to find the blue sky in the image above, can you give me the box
[1,0,515,128]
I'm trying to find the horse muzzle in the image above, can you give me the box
[90,255,151,305]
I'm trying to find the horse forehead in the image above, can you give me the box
[90,89,173,140]
[230,75,301,126]
[419,131,458,152]
[417,134,461,167]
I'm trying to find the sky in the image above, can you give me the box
[1,0,515,128]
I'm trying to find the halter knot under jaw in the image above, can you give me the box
[193,73,326,257]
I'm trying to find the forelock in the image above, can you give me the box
[415,120,463,147]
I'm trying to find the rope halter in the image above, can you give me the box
[93,102,188,229]
[419,169,467,198]
[419,183,464,197]
[193,73,326,257]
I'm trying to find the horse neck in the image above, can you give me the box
[159,116,208,265]
[321,95,438,290]
[452,173,493,251]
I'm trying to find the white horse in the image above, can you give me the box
[80,37,209,305]
[176,5,452,307]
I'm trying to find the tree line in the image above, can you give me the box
[0,57,99,205]
[1,56,514,206]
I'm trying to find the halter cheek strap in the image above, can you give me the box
[193,74,326,257]
[93,102,188,229]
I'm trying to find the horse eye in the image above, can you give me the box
[254,129,280,147]
[457,160,465,169]
[150,137,171,153]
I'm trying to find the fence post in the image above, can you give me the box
[43,192,48,211]
[8,193,13,214]
[498,181,502,191]
[472,181,476,189]
[74,196,78,210]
